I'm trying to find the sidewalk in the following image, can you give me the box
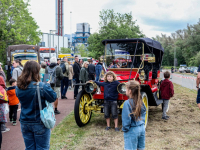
[2,90,75,150]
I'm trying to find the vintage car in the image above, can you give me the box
[74,38,164,128]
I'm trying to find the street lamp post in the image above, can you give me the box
[49,30,56,59]
[174,45,176,72]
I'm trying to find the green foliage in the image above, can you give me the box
[59,47,72,54]
[155,20,200,67]
[87,9,145,59]
[75,44,88,57]
[0,0,41,65]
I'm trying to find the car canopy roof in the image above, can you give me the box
[102,38,164,52]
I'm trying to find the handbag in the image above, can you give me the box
[36,82,56,129]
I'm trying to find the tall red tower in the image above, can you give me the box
[55,0,64,36]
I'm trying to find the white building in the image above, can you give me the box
[39,33,68,58]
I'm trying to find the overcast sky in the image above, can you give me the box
[28,0,200,38]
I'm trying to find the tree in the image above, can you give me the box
[87,9,145,59]
[155,21,200,67]
[75,44,88,57]
[0,0,41,65]
[59,47,72,54]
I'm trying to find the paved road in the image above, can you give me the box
[2,90,75,150]
[161,71,197,90]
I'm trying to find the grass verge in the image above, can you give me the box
[51,83,200,150]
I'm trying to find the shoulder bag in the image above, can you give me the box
[36,82,56,129]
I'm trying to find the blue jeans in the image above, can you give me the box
[61,77,69,97]
[21,123,51,150]
[68,80,72,86]
[124,125,145,150]
[95,73,100,81]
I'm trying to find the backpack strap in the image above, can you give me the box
[36,82,42,111]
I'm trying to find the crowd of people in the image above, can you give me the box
[0,56,176,150]
[0,55,104,149]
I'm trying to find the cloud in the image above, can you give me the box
[28,0,200,38]
[102,0,136,13]
[102,0,200,37]
[139,17,197,32]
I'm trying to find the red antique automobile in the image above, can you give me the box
[74,38,164,128]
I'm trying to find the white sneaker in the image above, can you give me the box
[2,128,10,133]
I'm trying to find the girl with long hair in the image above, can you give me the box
[122,80,146,150]
[16,61,57,149]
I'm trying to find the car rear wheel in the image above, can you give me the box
[141,92,148,128]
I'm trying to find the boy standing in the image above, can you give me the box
[7,79,19,125]
[160,71,174,120]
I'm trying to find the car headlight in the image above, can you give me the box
[117,83,126,95]
[84,82,97,93]
[139,70,145,80]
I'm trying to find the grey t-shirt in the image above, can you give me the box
[12,66,23,81]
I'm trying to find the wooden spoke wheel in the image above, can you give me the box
[141,92,148,128]
[74,90,92,127]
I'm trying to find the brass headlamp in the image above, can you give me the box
[139,70,145,84]
[117,83,126,95]
[84,81,97,93]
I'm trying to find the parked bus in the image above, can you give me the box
[40,47,56,60]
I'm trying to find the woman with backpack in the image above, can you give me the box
[16,61,57,150]
[12,59,23,81]
[45,57,63,114]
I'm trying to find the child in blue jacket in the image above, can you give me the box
[94,71,120,131]
[122,80,146,150]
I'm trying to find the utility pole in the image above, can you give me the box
[174,46,176,71]
[63,35,64,50]
[58,35,59,54]
[70,11,72,49]
[49,32,51,59]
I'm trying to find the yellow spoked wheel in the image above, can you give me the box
[74,90,92,127]
[141,92,148,128]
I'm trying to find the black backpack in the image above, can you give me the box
[60,62,66,74]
